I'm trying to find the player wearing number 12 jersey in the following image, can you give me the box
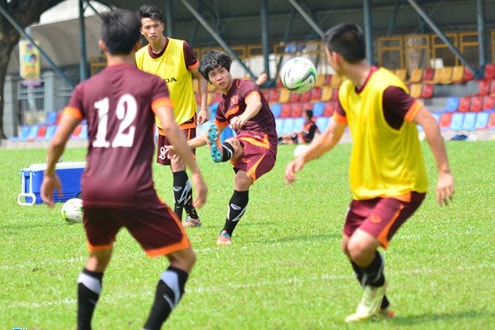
[40,9,207,329]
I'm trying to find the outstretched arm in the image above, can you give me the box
[415,106,455,207]
[285,119,346,184]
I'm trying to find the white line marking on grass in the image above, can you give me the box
[2,263,495,310]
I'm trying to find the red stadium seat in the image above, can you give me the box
[457,96,471,112]
[421,83,434,98]
[323,102,336,117]
[439,112,453,130]
[289,92,301,103]
[482,96,495,111]
[469,96,483,112]
[477,79,491,96]
[280,103,292,118]
[485,63,495,80]
[291,103,304,117]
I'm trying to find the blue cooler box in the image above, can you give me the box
[17,162,85,206]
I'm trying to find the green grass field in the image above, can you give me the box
[1,140,494,330]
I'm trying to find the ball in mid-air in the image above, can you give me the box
[280,57,317,94]
[61,198,83,224]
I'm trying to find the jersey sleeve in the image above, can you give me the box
[183,41,199,70]
[63,83,85,120]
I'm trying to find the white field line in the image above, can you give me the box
[2,262,495,310]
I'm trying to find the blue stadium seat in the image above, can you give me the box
[43,125,57,141]
[474,112,489,130]
[442,97,460,112]
[275,118,284,136]
[315,117,330,132]
[270,103,282,118]
[449,112,465,131]
[461,112,477,131]
[9,125,31,142]
[26,125,39,141]
[312,102,325,117]
[44,110,58,125]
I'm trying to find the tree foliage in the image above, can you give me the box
[0,0,65,139]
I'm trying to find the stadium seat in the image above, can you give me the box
[278,89,291,103]
[474,112,489,130]
[469,96,483,112]
[484,63,495,80]
[489,80,495,95]
[289,91,301,103]
[482,96,495,111]
[488,111,495,129]
[421,83,434,98]
[329,74,343,88]
[477,79,491,96]
[394,68,407,82]
[35,125,47,141]
[451,65,465,83]
[26,125,39,141]
[43,125,57,141]
[310,87,322,102]
[275,118,284,136]
[270,103,282,117]
[299,90,312,103]
[408,68,423,83]
[312,102,325,117]
[8,125,31,142]
[409,83,422,98]
[71,124,83,140]
[461,112,477,131]
[280,118,297,135]
[457,96,471,112]
[323,102,336,117]
[422,68,435,82]
[320,86,334,102]
[463,66,475,82]
[440,66,454,84]
[267,88,281,103]
[315,117,330,131]
[449,112,465,131]
[44,110,58,125]
[442,97,460,112]
[314,74,326,87]
[439,112,453,131]
[280,103,292,118]
[291,103,304,117]
[431,112,441,124]
[426,67,443,84]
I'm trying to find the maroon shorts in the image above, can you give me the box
[343,192,426,248]
[156,124,197,166]
[83,203,190,257]
[234,131,277,183]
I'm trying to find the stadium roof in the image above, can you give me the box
[7,0,495,79]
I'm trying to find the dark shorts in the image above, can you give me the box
[156,123,197,166]
[343,192,426,249]
[234,131,277,183]
[83,203,190,257]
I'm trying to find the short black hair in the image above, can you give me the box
[324,23,366,64]
[199,50,232,81]
[305,109,314,118]
[101,9,141,55]
[138,4,165,23]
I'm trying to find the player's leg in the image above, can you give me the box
[78,207,119,329]
[143,248,196,330]
[170,157,200,226]
[217,170,252,246]
[129,205,196,328]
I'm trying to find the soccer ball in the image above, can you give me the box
[280,57,317,93]
[293,144,309,158]
[61,198,83,224]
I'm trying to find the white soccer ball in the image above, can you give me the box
[293,145,309,158]
[61,198,83,224]
[280,57,317,93]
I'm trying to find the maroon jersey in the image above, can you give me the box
[215,79,277,145]
[64,64,172,208]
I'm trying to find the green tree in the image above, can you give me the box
[0,0,65,139]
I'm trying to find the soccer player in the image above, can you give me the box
[278,109,320,144]
[136,4,209,228]
[285,23,454,322]
[187,50,277,245]
[40,9,207,329]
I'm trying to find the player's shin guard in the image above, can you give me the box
[144,267,188,329]
[362,251,385,287]
[221,142,235,162]
[77,268,103,330]
[223,190,249,236]
[172,171,189,220]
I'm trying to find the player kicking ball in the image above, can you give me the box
[185,50,278,245]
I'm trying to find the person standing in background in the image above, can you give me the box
[137,4,209,228]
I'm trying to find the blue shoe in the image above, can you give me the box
[216,230,232,246]
[183,216,201,227]
[207,124,222,163]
